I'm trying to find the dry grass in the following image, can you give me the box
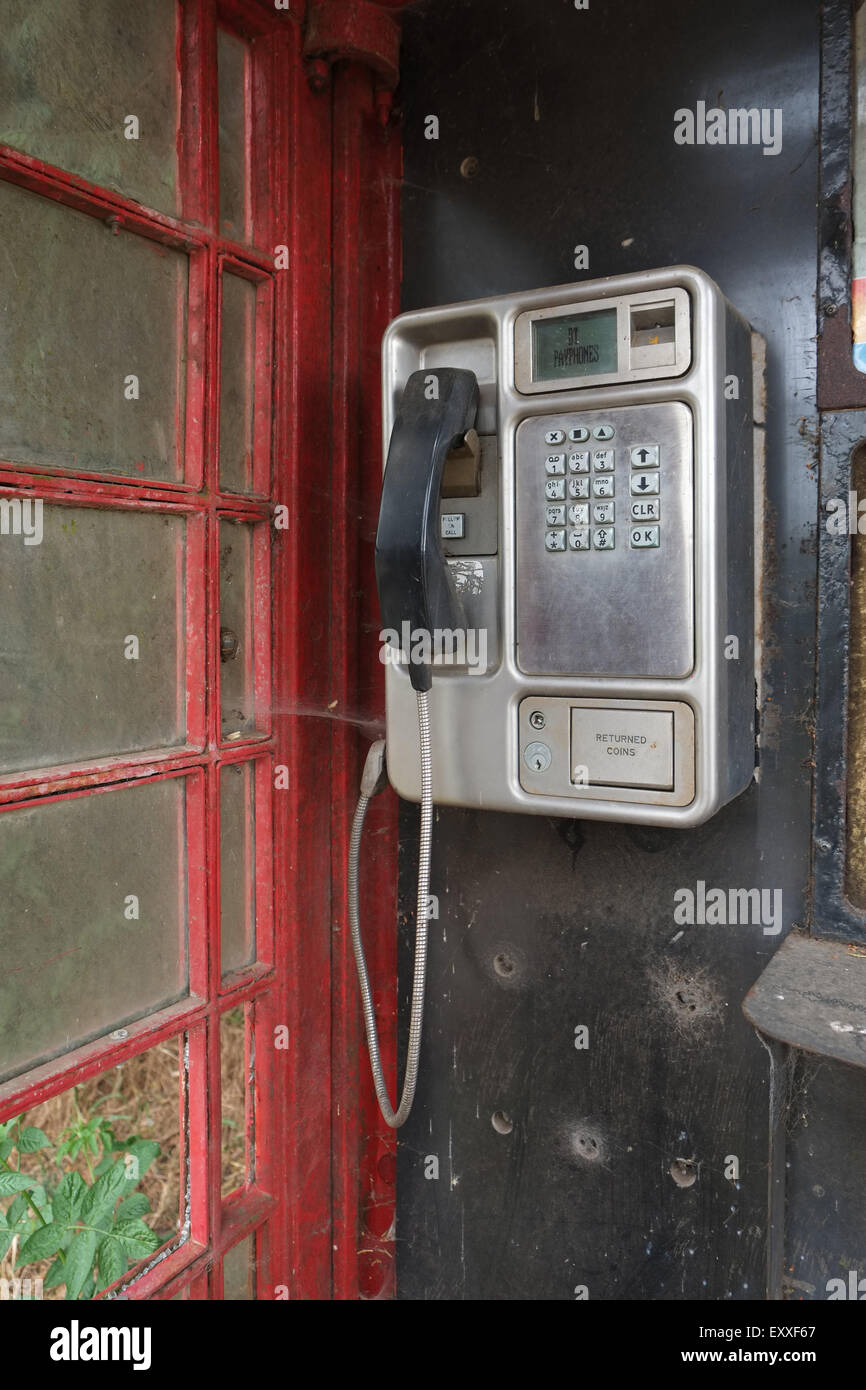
[1,1008,247,1299]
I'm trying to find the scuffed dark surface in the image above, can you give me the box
[395,0,819,1299]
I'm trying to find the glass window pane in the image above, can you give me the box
[0,778,189,1082]
[219,275,256,494]
[220,1006,250,1197]
[219,521,256,739]
[0,505,186,773]
[220,763,256,976]
[222,1233,256,1300]
[218,30,248,240]
[0,0,180,215]
[0,178,186,481]
[2,1046,183,1300]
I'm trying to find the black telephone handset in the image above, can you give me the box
[350,366,479,1129]
[374,367,480,690]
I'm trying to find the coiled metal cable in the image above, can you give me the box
[348,689,433,1128]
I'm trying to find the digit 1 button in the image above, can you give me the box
[524,741,552,772]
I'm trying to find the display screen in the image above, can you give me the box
[532,308,618,380]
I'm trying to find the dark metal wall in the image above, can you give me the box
[395,0,823,1300]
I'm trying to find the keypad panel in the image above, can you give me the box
[515,401,693,678]
[533,420,670,555]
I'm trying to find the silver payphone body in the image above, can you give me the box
[379,266,756,829]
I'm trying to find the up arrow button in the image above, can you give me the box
[630,444,659,468]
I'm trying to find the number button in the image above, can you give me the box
[545,429,566,445]
[593,527,615,549]
[593,501,614,524]
[545,504,566,526]
[568,503,589,526]
[545,478,566,500]
[592,476,614,498]
[545,529,566,552]
[592,449,614,472]
[569,528,590,551]
[545,453,566,475]
[568,451,590,473]
[568,476,590,499]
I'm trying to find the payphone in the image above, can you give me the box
[351,266,757,1124]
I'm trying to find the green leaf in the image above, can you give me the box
[79,1274,96,1301]
[6,1193,29,1226]
[17,1222,64,1266]
[52,1171,86,1228]
[0,1172,35,1196]
[122,1139,160,1186]
[17,1126,49,1153]
[96,1236,127,1293]
[81,1161,127,1225]
[43,1257,67,1291]
[63,1229,98,1300]
[0,1139,14,1162]
[0,1231,13,1262]
[93,1155,113,1178]
[110,1219,160,1259]
[115,1193,150,1222]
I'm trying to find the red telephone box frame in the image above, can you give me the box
[0,0,402,1300]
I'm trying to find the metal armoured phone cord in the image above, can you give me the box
[348,689,432,1129]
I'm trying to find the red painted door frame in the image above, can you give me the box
[0,0,404,1300]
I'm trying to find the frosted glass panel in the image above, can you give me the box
[219,521,255,739]
[223,1234,255,1300]
[0,179,186,480]
[0,505,185,773]
[218,31,248,240]
[0,0,179,215]
[220,762,256,976]
[219,275,256,494]
[0,777,189,1082]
